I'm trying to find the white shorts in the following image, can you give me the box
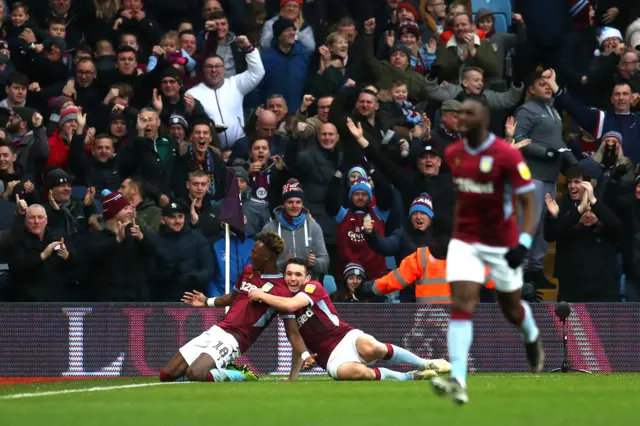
[446,238,523,293]
[179,325,240,369]
[326,329,377,380]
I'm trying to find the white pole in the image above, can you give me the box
[224,223,231,313]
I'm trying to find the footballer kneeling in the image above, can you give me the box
[248,258,451,381]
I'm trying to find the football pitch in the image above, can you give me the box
[1,374,638,426]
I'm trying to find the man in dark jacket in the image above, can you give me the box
[120,108,179,205]
[357,133,455,241]
[544,167,622,302]
[82,190,153,301]
[285,122,341,249]
[69,133,123,193]
[148,200,214,302]
[364,193,435,302]
[8,202,76,301]
[44,168,98,239]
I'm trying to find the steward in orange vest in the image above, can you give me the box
[364,246,495,303]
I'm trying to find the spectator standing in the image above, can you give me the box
[8,202,76,301]
[544,169,622,302]
[285,121,341,255]
[258,19,309,113]
[262,179,329,280]
[364,193,435,302]
[186,35,264,149]
[119,176,162,236]
[148,200,214,302]
[260,0,315,53]
[434,12,498,83]
[515,70,577,289]
[44,168,98,239]
[5,107,48,185]
[82,191,152,301]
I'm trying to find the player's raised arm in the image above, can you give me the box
[248,289,310,313]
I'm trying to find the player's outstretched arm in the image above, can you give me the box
[248,290,309,313]
[181,290,236,308]
[282,318,313,382]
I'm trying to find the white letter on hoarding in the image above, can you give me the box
[275,317,323,376]
[61,308,126,376]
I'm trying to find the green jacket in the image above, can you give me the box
[361,33,429,101]
[136,199,162,236]
[435,36,499,83]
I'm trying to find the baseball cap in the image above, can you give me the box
[162,200,190,217]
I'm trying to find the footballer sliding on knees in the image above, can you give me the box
[248,258,451,381]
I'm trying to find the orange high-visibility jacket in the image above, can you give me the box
[372,247,494,303]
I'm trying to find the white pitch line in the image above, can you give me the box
[0,381,190,400]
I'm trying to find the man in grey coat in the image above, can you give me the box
[261,179,329,280]
[514,70,577,289]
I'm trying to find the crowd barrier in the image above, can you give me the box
[1,303,638,376]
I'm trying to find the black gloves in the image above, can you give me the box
[504,244,529,269]
[611,164,627,181]
[521,281,543,303]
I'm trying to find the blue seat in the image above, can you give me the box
[472,0,512,33]
[71,186,87,200]
[386,256,397,270]
[0,199,16,231]
[322,275,337,295]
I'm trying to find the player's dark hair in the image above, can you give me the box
[257,231,285,257]
[287,257,308,274]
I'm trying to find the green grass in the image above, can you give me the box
[1,374,639,426]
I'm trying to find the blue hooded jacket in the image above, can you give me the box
[209,233,255,297]
[258,40,309,112]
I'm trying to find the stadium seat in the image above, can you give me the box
[472,0,512,33]
[386,257,397,270]
[71,186,87,200]
[322,275,337,295]
[0,199,16,231]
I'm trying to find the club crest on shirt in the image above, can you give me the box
[517,162,532,180]
[479,156,494,173]
[453,157,461,168]
[304,284,316,294]
[262,283,274,292]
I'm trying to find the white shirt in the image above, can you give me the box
[186,48,265,148]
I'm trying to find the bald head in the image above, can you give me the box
[318,122,339,150]
[26,204,47,217]
[256,110,278,139]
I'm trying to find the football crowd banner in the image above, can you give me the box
[0,304,639,376]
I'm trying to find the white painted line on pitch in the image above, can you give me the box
[0,381,191,400]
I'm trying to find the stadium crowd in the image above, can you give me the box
[0,0,639,304]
